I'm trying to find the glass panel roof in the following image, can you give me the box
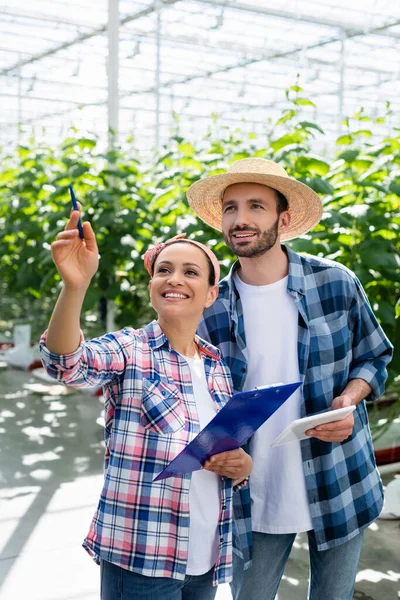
[1,0,399,152]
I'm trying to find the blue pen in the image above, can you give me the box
[69,184,84,239]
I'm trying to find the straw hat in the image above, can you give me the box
[187,158,323,241]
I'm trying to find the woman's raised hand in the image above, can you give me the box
[51,207,99,290]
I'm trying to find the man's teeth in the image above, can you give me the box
[235,233,254,238]
[165,293,187,298]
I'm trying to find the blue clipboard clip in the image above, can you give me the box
[153,381,302,482]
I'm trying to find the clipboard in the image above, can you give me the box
[153,381,302,481]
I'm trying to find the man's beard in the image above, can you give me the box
[223,218,280,258]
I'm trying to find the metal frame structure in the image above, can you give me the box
[1,0,399,153]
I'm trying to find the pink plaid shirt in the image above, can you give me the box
[40,320,234,584]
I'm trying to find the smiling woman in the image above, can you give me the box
[143,237,220,348]
[38,210,252,600]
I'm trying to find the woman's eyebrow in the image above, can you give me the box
[156,260,202,269]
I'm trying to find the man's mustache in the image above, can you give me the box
[229,227,260,236]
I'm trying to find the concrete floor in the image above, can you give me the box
[0,363,399,600]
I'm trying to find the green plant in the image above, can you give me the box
[0,91,398,439]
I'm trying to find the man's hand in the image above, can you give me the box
[203,448,252,481]
[306,394,355,443]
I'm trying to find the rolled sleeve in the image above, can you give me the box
[40,330,85,374]
[348,280,393,401]
[39,329,129,388]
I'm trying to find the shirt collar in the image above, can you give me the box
[144,320,221,360]
[222,245,305,297]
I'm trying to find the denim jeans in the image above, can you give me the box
[100,560,218,600]
[231,530,364,600]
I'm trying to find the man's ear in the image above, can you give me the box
[279,210,291,232]
[205,284,219,308]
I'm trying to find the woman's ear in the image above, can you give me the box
[205,284,219,308]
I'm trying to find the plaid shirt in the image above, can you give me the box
[40,321,234,585]
[198,246,393,555]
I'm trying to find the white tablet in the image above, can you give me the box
[270,406,356,447]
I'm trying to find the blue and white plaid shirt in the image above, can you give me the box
[198,246,393,557]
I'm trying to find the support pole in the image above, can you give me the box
[17,58,22,142]
[338,30,346,136]
[155,1,162,150]
[108,0,119,147]
[106,0,119,332]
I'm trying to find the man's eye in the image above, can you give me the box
[251,204,263,209]
[223,205,234,213]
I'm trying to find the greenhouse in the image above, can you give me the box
[0,2,399,600]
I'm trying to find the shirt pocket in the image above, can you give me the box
[140,379,185,434]
[308,312,350,379]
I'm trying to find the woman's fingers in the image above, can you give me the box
[51,240,73,250]
[81,221,98,252]
[65,209,81,231]
[57,229,79,240]
[203,448,252,480]
[69,201,81,215]
[60,219,97,252]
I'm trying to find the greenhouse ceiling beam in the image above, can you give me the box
[0,0,180,76]
[121,29,400,78]
[4,72,398,132]
[117,15,400,101]
[194,0,400,40]
[0,7,96,29]
[119,36,347,99]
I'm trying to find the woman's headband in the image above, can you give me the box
[143,234,220,285]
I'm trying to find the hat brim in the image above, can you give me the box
[187,172,323,241]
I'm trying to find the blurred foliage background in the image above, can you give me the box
[0,87,399,436]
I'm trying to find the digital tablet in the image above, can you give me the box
[270,405,356,447]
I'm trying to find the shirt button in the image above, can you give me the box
[220,537,224,543]
[161,391,167,396]
[222,505,226,510]
[241,367,246,373]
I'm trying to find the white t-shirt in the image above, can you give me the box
[183,355,220,575]
[234,272,313,534]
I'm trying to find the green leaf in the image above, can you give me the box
[337,233,355,246]
[295,156,330,176]
[293,98,316,107]
[178,142,195,157]
[336,134,353,145]
[150,185,180,210]
[178,157,203,170]
[353,129,372,138]
[389,182,400,196]
[271,133,304,152]
[338,150,359,163]
[352,158,374,170]
[305,178,334,195]
[375,300,396,327]
[276,109,297,125]
[76,137,97,150]
[357,180,387,193]
[298,121,324,134]
[360,247,400,269]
